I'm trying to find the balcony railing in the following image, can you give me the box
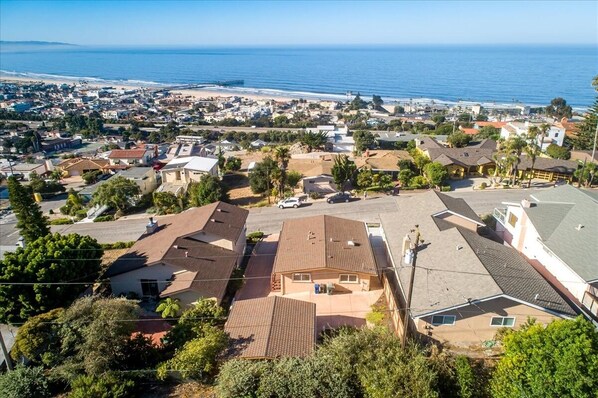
[493,207,507,225]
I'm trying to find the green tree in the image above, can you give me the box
[157,325,228,381]
[286,170,303,189]
[224,156,242,172]
[423,162,448,189]
[571,76,597,150]
[349,93,368,110]
[69,373,135,398]
[412,152,431,175]
[447,132,472,148]
[0,233,103,324]
[156,297,182,318]
[574,162,597,187]
[82,170,102,185]
[216,359,272,398]
[61,188,84,216]
[0,366,50,398]
[398,168,414,187]
[300,131,328,152]
[11,308,64,365]
[353,130,376,154]
[187,174,228,207]
[249,156,279,198]
[152,191,181,214]
[28,171,65,195]
[92,176,141,213]
[546,143,571,159]
[476,126,501,140]
[163,299,226,351]
[7,176,49,242]
[545,97,573,119]
[372,94,383,108]
[454,355,476,398]
[331,154,357,191]
[432,115,446,125]
[357,168,374,189]
[504,135,527,185]
[524,125,548,187]
[491,317,598,398]
[274,146,291,198]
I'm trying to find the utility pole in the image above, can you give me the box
[0,329,13,371]
[401,225,421,349]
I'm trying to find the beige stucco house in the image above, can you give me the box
[105,201,248,306]
[271,215,380,295]
[380,191,576,347]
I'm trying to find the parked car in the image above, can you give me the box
[326,192,351,204]
[278,197,303,209]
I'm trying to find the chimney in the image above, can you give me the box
[146,217,158,234]
[576,224,584,231]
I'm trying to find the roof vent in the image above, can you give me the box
[456,245,463,251]
[521,199,531,208]
[173,245,178,249]
[575,224,584,231]
[210,218,216,222]
[185,251,189,258]
[534,293,539,301]
[217,208,222,212]
[347,240,355,246]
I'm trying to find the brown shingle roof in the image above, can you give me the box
[273,215,378,275]
[225,296,316,358]
[58,157,110,170]
[426,147,495,167]
[518,155,578,174]
[105,202,248,276]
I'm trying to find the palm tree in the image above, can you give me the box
[505,136,527,186]
[156,298,181,319]
[525,124,550,187]
[274,146,291,199]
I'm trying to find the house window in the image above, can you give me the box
[431,315,456,326]
[508,213,518,228]
[339,274,359,283]
[292,273,311,282]
[554,132,559,137]
[490,317,515,327]
[140,279,159,298]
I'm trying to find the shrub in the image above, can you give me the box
[365,304,386,327]
[0,366,50,398]
[48,209,54,215]
[440,185,451,192]
[479,182,487,190]
[409,175,428,189]
[100,241,135,250]
[75,209,89,219]
[454,355,476,398]
[216,359,272,398]
[309,192,322,200]
[49,217,74,225]
[93,215,114,222]
[69,373,135,398]
[247,231,264,244]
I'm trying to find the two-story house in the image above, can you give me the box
[158,156,219,195]
[381,190,576,347]
[494,185,598,320]
[500,121,565,149]
[105,201,248,306]
[108,148,154,166]
[271,215,380,295]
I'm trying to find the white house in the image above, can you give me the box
[158,156,219,194]
[106,202,248,306]
[493,185,598,321]
[500,121,565,150]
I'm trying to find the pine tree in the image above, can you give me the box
[571,76,598,150]
[7,176,49,243]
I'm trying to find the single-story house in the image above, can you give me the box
[57,157,111,177]
[516,155,579,182]
[105,202,248,306]
[0,161,48,180]
[225,296,316,359]
[422,140,497,179]
[380,191,577,347]
[301,174,337,195]
[354,150,412,179]
[272,215,380,295]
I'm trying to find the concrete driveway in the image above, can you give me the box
[235,234,278,301]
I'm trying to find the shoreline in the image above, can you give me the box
[0,71,587,111]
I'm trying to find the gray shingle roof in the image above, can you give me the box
[459,229,576,317]
[526,185,598,282]
[380,190,576,317]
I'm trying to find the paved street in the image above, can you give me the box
[0,187,554,246]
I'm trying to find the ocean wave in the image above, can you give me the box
[0,70,169,87]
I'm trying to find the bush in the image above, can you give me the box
[75,209,89,219]
[246,231,264,244]
[69,373,135,398]
[48,209,54,215]
[100,241,135,250]
[49,217,74,225]
[216,359,271,398]
[365,304,386,327]
[454,355,476,398]
[93,215,114,222]
[479,182,487,190]
[0,366,50,398]
[440,185,451,192]
[309,192,322,200]
[409,175,428,189]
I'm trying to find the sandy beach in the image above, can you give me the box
[1,73,305,102]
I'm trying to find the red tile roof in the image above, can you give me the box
[475,121,507,129]
[108,149,147,159]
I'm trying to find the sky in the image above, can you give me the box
[1,0,597,46]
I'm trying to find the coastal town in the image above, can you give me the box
[0,74,596,397]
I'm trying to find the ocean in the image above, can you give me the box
[1,45,596,108]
